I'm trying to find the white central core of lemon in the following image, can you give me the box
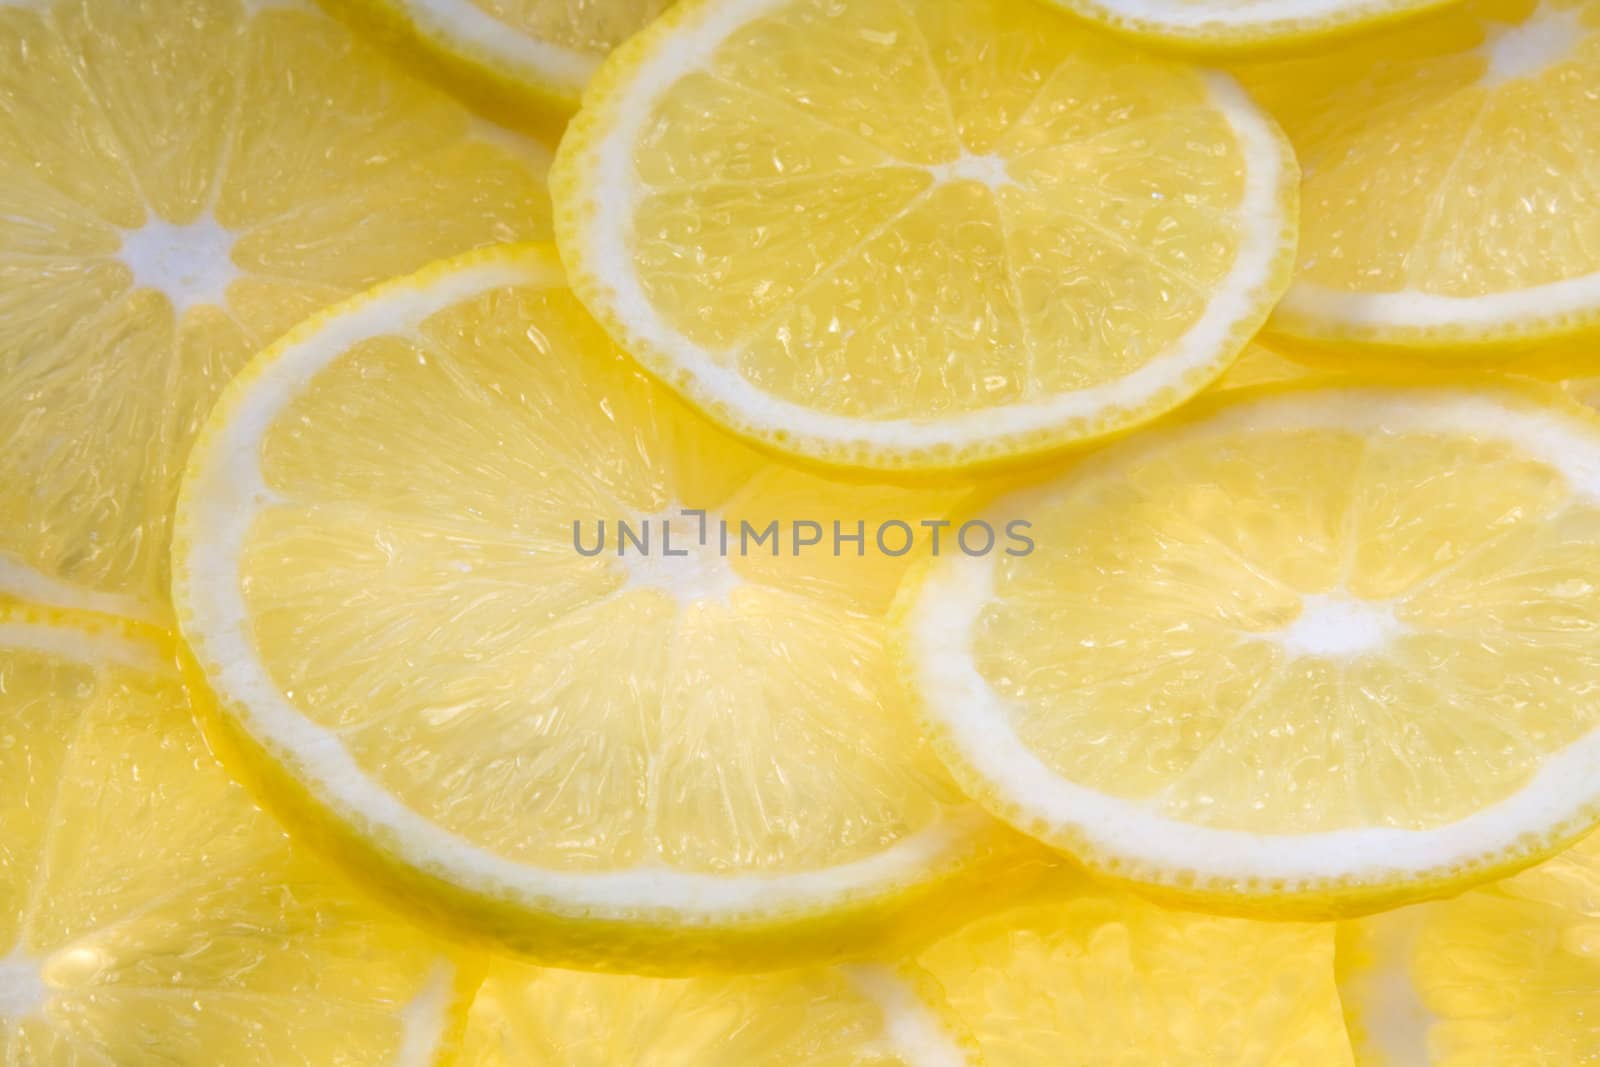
[1478,3,1586,87]
[621,509,742,607]
[0,951,44,1020]
[119,213,241,315]
[929,152,1016,190]
[1275,592,1405,659]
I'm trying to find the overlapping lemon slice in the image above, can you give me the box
[459,869,1352,1066]
[1043,0,1465,53]
[460,960,975,1065]
[173,244,1000,969]
[552,0,1298,471]
[898,383,1600,917]
[0,0,551,624]
[0,603,467,1065]
[1242,0,1600,358]
[1339,830,1600,1064]
[326,0,671,114]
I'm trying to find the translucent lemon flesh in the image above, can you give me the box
[174,246,993,964]
[0,605,461,1066]
[1243,0,1600,351]
[553,0,1296,468]
[471,0,671,58]
[459,868,1351,1066]
[460,959,968,1066]
[918,877,1354,1067]
[1339,830,1600,1065]
[899,385,1600,912]
[0,0,551,622]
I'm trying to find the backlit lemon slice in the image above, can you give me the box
[325,0,671,114]
[1242,0,1600,357]
[552,0,1297,471]
[458,868,1353,1066]
[0,0,550,623]
[173,244,1000,969]
[0,603,468,1065]
[1339,830,1600,1064]
[898,383,1600,917]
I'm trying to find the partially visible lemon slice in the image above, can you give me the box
[552,0,1298,472]
[461,959,976,1065]
[1339,830,1600,1065]
[0,603,468,1065]
[173,243,1001,970]
[918,874,1354,1066]
[1241,0,1600,357]
[0,0,551,624]
[325,0,671,115]
[897,383,1600,917]
[459,867,1351,1066]
[1041,0,1465,52]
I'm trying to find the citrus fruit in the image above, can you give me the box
[460,959,975,1065]
[0,602,469,1065]
[325,0,671,115]
[897,382,1600,918]
[458,867,1351,1066]
[1041,0,1465,52]
[0,0,552,624]
[551,0,1298,472]
[1338,830,1600,1064]
[917,873,1354,1066]
[172,243,1001,970]
[1241,0,1600,357]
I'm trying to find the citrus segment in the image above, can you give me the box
[0,0,551,623]
[897,384,1600,916]
[552,0,1297,470]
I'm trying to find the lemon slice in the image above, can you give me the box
[1242,0,1600,356]
[0,0,551,625]
[917,874,1354,1066]
[1338,830,1600,1064]
[0,603,468,1065]
[458,867,1350,1066]
[551,0,1297,472]
[461,959,975,1065]
[898,383,1600,917]
[173,244,999,969]
[1043,0,1465,52]
[326,0,671,114]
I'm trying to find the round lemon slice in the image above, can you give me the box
[1043,0,1465,52]
[326,0,671,114]
[0,603,468,1065]
[1242,0,1600,357]
[173,244,1000,969]
[457,866,1351,1067]
[1338,830,1600,1064]
[551,0,1298,472]
[897,383,1600,918]
[0,0,551,625]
